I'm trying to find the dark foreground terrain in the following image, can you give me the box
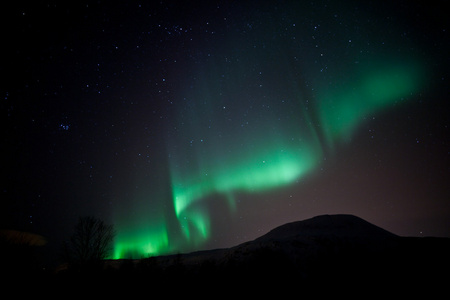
[4,215,450,295]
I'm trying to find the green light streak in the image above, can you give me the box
[173,147,318,215]
[171,145,320,242]
[113,217,169,259]
[318,60,425,147]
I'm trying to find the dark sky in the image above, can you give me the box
[2,1,449,260]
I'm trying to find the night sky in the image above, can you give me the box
[2,1,449,260]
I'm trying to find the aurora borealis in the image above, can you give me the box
[3,1,449,264]
[113,52,426,258]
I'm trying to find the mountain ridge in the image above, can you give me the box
[253,214,397,242]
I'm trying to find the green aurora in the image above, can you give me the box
[113,57,426,259]
[319,59,426,149]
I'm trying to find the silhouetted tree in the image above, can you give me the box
[62,216,115,271]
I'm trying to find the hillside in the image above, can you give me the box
[254,214,397,241]
[221,214,402,276]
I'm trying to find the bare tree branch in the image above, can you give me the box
[63,216,115,270]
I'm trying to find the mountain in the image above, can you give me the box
[254,214,397,241]
[220,214,400,280]
[225,214,400,265]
